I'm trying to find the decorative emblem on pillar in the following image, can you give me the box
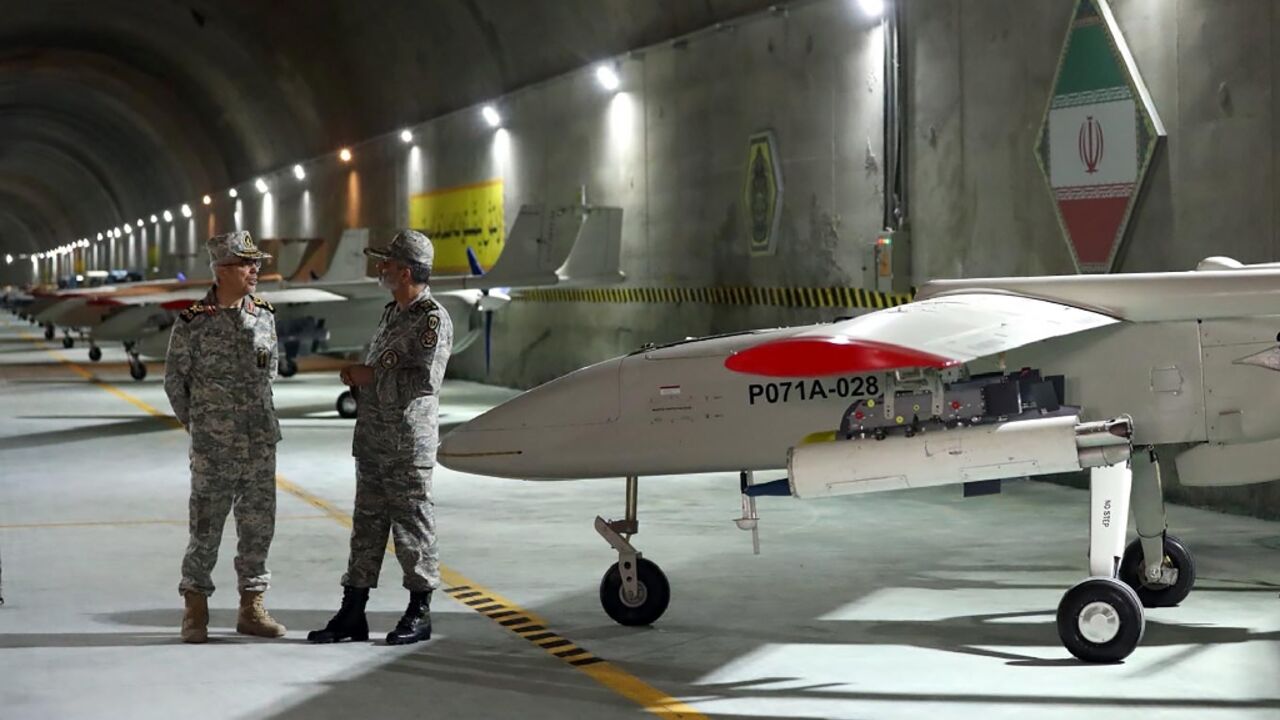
[744,131,783,257]
[1035,0,1165,273]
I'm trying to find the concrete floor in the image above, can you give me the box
[1,313,1278,720]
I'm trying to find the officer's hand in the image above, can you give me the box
[341,364,375,387]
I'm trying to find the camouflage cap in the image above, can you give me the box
[208,231,271,265]
[364,229,434,271]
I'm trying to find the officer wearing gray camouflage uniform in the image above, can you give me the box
[165,231,287,644]
[309,229,452,646]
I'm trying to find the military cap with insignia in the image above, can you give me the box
[364,229,434,272]
[208,231,272,265]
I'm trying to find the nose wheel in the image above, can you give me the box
[594,476,670,626]
[599,557,670,626]
[336,390,358,418]
[125,343,146,381]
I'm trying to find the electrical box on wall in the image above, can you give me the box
[863,230,911,293]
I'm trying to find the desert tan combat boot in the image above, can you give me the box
[182,592,209,644]
[237,590,287,638]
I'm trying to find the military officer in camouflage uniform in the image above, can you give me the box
[309,229,452,646]
[165,231,286,644]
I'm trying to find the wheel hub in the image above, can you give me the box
[619,581,648,608]
[1078,601,1121,644]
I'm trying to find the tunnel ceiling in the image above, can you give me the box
[0,0,778,255]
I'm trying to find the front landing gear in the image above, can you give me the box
[125,342,146,381]
[594,476,670,626]
[336,390,358,419]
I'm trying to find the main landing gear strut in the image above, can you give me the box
[595,475,670,626]
[1055,448,1196,663]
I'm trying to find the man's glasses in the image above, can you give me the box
[229,258,262,269]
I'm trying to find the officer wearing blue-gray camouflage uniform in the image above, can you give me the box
[309,229,453,646]
[165,231,286,644]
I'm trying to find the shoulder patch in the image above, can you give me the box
[179,303,212,323]
[251,295,275,313]
[411,298,438,315]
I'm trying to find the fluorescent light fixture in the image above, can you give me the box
[125,225,133,234]
[229,188,238,198]
[97,232,104,241]
[5,254,11,264]
[149,215,157,223]
[596,65,620,91]
[163,210,174,223]
[113,226,121,236]
[481,105,501,128]
[857,0,885,18]
[293,164,306,180]
[255,178,269,194]
[180,204,193,218]
[202,194,212,205]
[400,129,413,143]
[339,148,353,162]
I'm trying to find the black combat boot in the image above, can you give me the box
[385,590,432,645]
[307,586,370,643]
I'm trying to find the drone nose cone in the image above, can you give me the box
[437,424,525,477]
[438,357,624,478]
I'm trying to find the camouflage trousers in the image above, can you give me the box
[178,442,277,597]
[341,461,438,592]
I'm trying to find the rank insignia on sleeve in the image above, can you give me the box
[257,350,270,369]
[421,329,438,348]
[379,349,399,368]
[426,314,440,330]
[251,296,275,313]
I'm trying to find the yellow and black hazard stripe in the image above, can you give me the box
[443,585,603,666]
[517,285,915,309]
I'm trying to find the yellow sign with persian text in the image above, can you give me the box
[407,179,504,275]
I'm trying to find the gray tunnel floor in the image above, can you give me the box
[0,314,1278,720]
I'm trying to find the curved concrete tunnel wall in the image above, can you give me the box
[0,0,1278,517]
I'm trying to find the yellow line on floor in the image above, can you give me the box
[14,324,707,720]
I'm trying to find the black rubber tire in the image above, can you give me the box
[599,557,670,627]
[43,324,54,339]
[279,357,298,378]
[129,361,147,381]
[88,346,102,362]
[336,391,358,418]
[61,335,74,349]
[1118,534,1196,608]
[1057,577,1145,663]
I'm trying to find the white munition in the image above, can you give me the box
[788,415,1133,499]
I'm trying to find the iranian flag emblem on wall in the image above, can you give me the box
[1036,0,1164,273]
